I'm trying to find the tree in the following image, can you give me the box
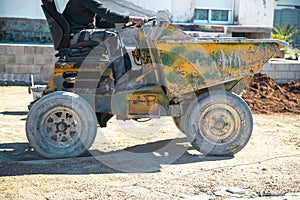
[271,24,300,44]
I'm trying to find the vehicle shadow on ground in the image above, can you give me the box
[0,139,233,176]
[0,111,29,116]
[0,111,28,121]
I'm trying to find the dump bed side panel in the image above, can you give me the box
[156,41,282,98]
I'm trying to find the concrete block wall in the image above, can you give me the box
[261,59,300,84]
[0,44,56,85]
[0,44,300,85]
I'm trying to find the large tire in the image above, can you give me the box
[184,91,253,156]
[26,91,98,158]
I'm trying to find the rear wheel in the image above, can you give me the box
[184,91,253,156]
[26,91,98,158]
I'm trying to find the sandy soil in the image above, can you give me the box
[0,87,299,200]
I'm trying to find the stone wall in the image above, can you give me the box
[0,0,153,44]
[0,18,52,44]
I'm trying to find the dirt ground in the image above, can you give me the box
[0,86,299,200]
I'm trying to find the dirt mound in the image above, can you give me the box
[281,79,300,94]
[242,73,300,114]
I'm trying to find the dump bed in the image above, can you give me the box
[149,22,286,97]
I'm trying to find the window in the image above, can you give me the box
[194,9,209,21]
[211,10,229,22]
[194,9,232,24]
[193,0,234,24]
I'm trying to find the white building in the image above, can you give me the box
[0,0,297,42]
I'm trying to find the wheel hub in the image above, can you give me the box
[214,119,226,130]
[45,108,79,145]
[56,121,68,132]
[199,105,240,143]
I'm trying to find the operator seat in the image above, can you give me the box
[41,0,100,55]
[41,0,70,50]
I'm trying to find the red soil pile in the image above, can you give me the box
[242,73,300,114]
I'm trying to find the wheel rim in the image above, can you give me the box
[198,104,241,144]
[44,107,82,147]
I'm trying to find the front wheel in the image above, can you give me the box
[26,91,98,158]
[184,91,253,156]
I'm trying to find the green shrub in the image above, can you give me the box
[271,24,300,44]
